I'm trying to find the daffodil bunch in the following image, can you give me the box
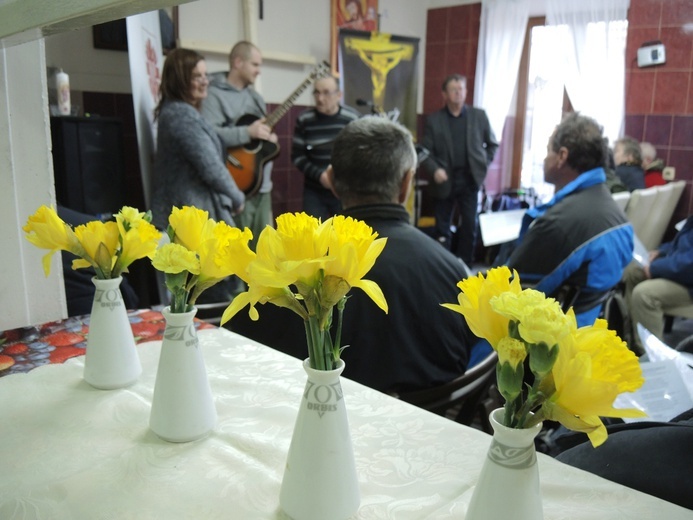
[24,205,161,280]
[221,212,388,371]
[442,266,646,447]
[151,206,254,313]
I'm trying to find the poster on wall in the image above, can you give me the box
[338,29,419,138]
[126,12,164,208]
[331,0,379,73]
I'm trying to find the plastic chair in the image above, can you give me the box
[626,186,660,250]
[638,181,685,250]
[612,191,630,212]
[396,351,499,433]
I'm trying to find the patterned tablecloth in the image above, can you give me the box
[1,327,691,519]
[0,309,215,377]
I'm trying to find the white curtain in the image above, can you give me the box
[546,0,630,144]
[474,0,531,140]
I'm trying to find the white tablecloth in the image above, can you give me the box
[1,327,691,519]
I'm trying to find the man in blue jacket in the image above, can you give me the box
[504,113,633,327]
[624,216,693,352]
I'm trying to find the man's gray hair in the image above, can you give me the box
[331,116,417,205]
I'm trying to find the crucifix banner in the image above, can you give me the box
[338,29,420,138]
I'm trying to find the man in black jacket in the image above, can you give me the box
[421,74,498,264]
[325,116,480,393]
[229,117,481,394]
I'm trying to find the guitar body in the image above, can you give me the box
[226,114,280,197]
[225,61,330,197]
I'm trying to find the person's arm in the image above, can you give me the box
[481,110,499,165]
[420,114,448,183]
[649,228,693,287]
[291,115,327,185]
[168,106,245,209]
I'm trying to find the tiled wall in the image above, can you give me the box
[624,0,693,223]
[267,104,305,215]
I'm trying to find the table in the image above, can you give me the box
[1,327,691,519]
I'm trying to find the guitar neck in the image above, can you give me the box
[265,76,314,129]
[264,62,329,129]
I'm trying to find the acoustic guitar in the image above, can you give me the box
[226,61,331,196]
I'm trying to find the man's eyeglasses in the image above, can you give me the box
[313,90,338,97]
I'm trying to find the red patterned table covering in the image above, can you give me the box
[0,309,216,377]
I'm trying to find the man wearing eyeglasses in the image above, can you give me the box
[291,75,360,220]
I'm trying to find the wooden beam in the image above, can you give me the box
[179,39,316,66]
[0,0,195,48]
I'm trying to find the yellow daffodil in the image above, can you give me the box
[323,215,388,312]
[150,206,257,314]
[192,221,254,300]
[248,216,330,291]
[23,205,85,276]
[25,204,161,282]
[541,319,645,446]
[114,217,161,276]
[221,212,388,371]
[441,266,521,348]
[442,268,647,445]
[72,220,120,278]
[169,206,216,252]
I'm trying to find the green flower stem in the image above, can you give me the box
[515,379,545,429]
[305,316,327,371]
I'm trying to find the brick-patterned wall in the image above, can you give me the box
[624,0,693,224]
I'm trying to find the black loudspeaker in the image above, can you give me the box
[50,116,125,218]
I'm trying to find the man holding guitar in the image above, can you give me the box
[201,41,277,249]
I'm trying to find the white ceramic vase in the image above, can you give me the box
[149,306,217,443]
[466,408,544,520]
[279,359,360,520]
[84,276,141,389]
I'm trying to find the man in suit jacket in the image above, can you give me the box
[421,74,498,265]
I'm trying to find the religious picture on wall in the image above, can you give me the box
[331,0,379,73]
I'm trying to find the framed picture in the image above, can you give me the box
[330,0,379,73]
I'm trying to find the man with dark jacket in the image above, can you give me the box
[327,116,480,393]
[229,117,480,394]
[291,75,360,220]
[420,74,498,265]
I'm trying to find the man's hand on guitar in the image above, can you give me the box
[248,119,275,142]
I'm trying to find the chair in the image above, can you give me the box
[637,180,685,250]
[664,304,693,334]
[626,181,685,251]
[612,191,630,212]
[396,351,499,433]
[625,186,660,250]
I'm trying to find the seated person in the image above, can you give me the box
[556,408,693,511]
[613,136,645,192]
[623,215,693,354]
[503,113,633,327]
[640,141,667,188]
[229,116,479,395]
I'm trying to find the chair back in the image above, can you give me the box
[626,181,685,250]
[397,351,498,428]
[612,191,630,212]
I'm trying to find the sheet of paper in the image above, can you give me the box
[632,233,650,267]
[478,209,526,247]
[615,360,693,423]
